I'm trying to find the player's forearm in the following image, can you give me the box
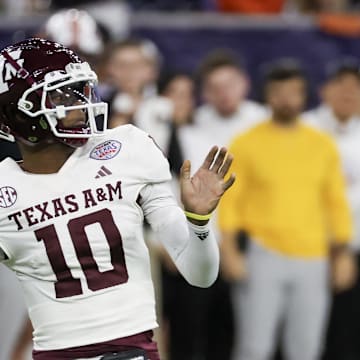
[141,182,219,287]
[149,206,219,287]
[174,220,219,287]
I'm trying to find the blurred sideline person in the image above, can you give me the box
[160,51,267,360]
[0,38,235,360]
[134,72,183,155]
[179,50,268,171]
[157,72,195,174]
[303,59,360,360]
[218,60,356,360]
[104,38,162,128]
[37,8,110,74]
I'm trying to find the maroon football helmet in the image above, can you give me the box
[0,38,108,147]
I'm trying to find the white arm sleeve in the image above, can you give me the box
[140,182,219,288]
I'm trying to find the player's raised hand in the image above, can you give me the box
[180,146,235,222]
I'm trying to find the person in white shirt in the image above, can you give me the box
[180,50,268,171]
[303,59,360,360]
[104,38,163,128]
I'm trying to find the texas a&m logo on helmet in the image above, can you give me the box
[0,49,25,94]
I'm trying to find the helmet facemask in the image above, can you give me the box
[17,62,108,148]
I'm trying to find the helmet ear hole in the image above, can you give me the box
[11,110,51,144]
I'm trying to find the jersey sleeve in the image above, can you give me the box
[129,125,172,184]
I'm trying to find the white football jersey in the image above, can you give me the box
[0,124,171,351]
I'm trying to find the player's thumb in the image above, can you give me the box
[180,160,191,181]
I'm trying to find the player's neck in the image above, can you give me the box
[18,142,75,174]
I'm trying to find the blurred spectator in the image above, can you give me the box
[1,0,50,15]
[83,1,130,45]
[103,38,162,128]
[303,59,360,360]
[37,8,111,74]
[42,9,107,56]
[179,50,267,171]
[157,72,195,174]
[218,60,356,360]
[158,72,194,128]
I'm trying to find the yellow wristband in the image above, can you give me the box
[184,210,212,221]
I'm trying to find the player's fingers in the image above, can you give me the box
[211,147,227,173]
[180,159,191,181]
[202,146,218,170]
[218,153,233,178]
[223,173,236,192]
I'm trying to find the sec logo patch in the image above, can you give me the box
[90,140,122,160]
[0,186,17,208]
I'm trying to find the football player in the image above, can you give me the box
[0,38,235,360]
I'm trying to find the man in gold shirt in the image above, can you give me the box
[218,60,356,360]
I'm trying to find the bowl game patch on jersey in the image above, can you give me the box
[90,140,122,160]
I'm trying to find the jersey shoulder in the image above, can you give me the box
[89,125,171,183]
[97,124,155,146]
[0,157,21,181]
[81,125,155,160]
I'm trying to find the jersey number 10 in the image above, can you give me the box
[34,208,129,298]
